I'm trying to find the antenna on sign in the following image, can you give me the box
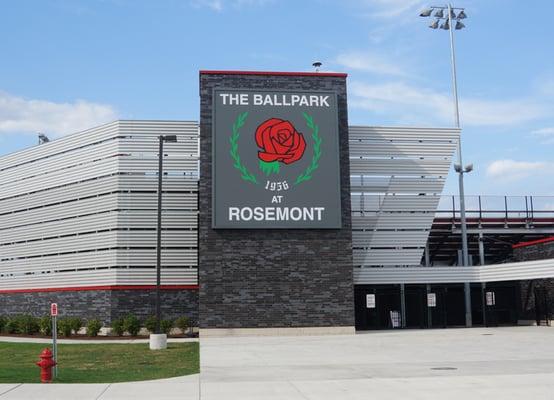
[312,61,322,72]
[38,133,50,145]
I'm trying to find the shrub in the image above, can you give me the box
[69,317,82,335]
[38,316,52,336]
[160,319,173,335]
[16,315,39,335]
[123,314,141,336]
[0,316,6,333]
[144,315,157,333]
[57,318,73,337]
[4,318,18,334]
[87,319,103,337]
[111,318,125,336]
[175,316,190,335]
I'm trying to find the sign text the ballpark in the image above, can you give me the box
[218,92,331,107]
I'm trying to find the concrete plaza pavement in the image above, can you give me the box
[200,326,554,399]
[2,326,553,399]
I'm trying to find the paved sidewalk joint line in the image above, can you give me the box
[0,384,22,398]
[95,383,112,400]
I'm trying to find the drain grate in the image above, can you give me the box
[482,333,494,336]
[430,367,458,370]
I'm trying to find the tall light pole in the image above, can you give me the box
[420,4,473,327]
[150,134,177,350]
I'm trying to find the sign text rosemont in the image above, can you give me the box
[212,88,342,229]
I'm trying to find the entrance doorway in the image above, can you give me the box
[355,282,519,330]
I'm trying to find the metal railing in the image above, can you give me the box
[436,195,554,221]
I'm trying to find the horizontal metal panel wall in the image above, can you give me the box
[353,258,554,284]
[0,120,199,291]
[350,126,459,268]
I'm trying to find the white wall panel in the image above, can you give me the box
[349,126,459,267]
[0,121,199,290]
[0,249,196,275]
[0,268,198,291]
[353,259,554,284]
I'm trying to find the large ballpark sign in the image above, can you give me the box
[212,89,342,229]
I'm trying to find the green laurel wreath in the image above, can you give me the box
[229,112,258,184]
[294,112,322,185]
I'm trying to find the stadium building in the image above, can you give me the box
[1,71,552,334]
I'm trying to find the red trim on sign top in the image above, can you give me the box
[0,285,199,294]
[512,236,554,249]
[199,70,347,78]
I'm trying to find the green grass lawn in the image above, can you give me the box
[0,342,199,383]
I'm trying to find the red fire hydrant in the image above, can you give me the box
[36,348,56,383]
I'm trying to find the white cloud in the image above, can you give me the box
[531,127,554,144]
[486,159,554,181]
[0,91,118,138]
[335,51,406,76]
[349,80,549,127]
[354,0,424,18]
[191,0,223,11]
[532,127,554,135]
[365,0,424,18]
[190,0,271,11]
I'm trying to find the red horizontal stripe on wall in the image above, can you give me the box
[512,236,554,249]
[199,70,347,78]
[0,285,199,294]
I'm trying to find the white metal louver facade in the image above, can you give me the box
[349,126,460,275]
[0,121,199,291]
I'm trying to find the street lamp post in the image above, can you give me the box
[150,134,177,350]
[420,4,473,327]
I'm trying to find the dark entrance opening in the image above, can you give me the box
[405,285,427,328]
[354,282,519,330]
[483,281,518,326]
[355,285,400,330]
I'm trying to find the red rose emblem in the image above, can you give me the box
[255,118,306,165]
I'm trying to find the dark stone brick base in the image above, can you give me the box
[0,289,199,326]
[514,241,554,321]
[518,279,554,320]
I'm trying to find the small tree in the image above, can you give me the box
[144,315,157,333]
[0,316,7,333]
[5,317,18,334]
[69,317,82,335]
[38,316,52,336]
[175,316,190,335]
[17,315,39,335]
[111,318,125,336]
[58,318,73,337]
[123,315,141,336]
[160,319,173,335]
[87,319,103,337]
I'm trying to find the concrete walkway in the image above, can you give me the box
[200,326,554,399]
[0,375,199,400]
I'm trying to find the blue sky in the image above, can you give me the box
[1,0,553,198]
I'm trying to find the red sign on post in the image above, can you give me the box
[50,303,58,317]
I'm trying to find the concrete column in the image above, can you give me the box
[479,232,485,265]
[424,243,430,267]
[426,284,432,328]
[481,282,487,327]
[400,284,406,328]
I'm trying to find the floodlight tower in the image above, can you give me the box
[420,4,473,327]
